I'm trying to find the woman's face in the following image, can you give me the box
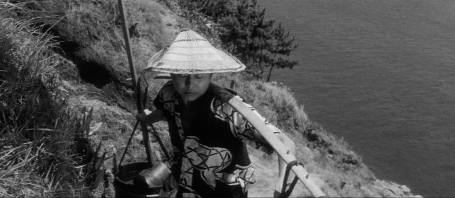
[171,73,211,103]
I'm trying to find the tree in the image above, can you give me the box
[266,23,298,82]
[199,0,233,23]
[180,0,299,81]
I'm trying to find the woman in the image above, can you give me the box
[137,30,295,198]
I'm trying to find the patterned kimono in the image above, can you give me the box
[154,81,282,198]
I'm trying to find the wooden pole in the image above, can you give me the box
[210,84,325,197]
[118,0,154,167]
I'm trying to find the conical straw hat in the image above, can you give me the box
[146,30,246,74]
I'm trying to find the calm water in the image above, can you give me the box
[260,0,455,197]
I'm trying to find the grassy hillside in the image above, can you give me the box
[0,0,417,197]
[0,12,88,197]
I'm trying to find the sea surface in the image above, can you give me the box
[259,0,455,197]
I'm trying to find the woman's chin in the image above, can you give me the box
[182,94,201,102]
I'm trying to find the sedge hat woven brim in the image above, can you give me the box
[146,30,246,74]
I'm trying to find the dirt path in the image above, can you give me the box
[249,154,309,197]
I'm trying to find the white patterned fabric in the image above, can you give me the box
[153,81,282,197]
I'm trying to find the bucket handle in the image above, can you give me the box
[118,84,171,168]
[119,83,149,167]
[119,120,140,167]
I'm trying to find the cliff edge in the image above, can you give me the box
[0,0,421,197]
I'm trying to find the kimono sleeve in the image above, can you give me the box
[153,87,165,112]
[153,81,178,118]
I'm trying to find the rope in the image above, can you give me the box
[119,83,150,167]
[118,83,171,169]
[119,120,139,167]
[142,83,170,161]
[150,124,171,160]
[279,160,303,198]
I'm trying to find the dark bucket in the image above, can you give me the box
[114,162,169,198]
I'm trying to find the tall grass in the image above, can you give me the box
[0,16,88,197]
[6,0,165,70]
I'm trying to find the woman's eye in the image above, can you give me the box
[178,74,188,78]
[194,74,203,79]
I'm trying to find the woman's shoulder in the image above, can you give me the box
[156,81,178,100]
[159,81,175,94]
[210,88,241,119]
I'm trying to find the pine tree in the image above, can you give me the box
[181,0,298,81]
[205,0,234,23]
[266,23,298,82]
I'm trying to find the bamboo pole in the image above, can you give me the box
[118,0,154,167]
[210,84,325,197]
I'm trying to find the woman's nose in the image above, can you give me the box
[184,75,194,87]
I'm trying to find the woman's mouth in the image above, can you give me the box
[183,92,197,95]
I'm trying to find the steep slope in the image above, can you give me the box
[0,0,422,197]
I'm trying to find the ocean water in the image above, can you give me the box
[259,0,455,197]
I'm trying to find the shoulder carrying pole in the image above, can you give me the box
[118,0,154,167]
[210,83,325,198]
